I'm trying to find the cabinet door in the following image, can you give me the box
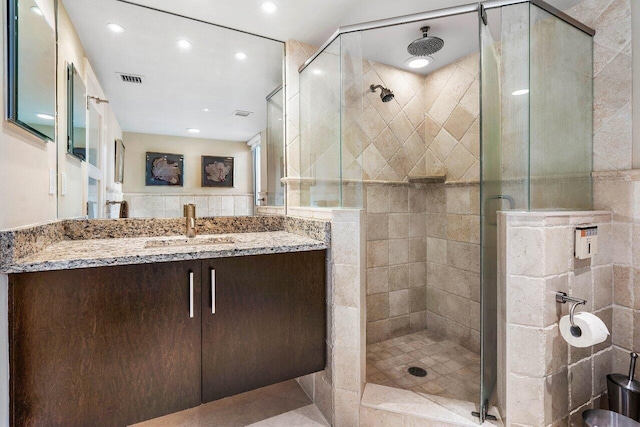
[201,251,326,402]
[9,260,202,427]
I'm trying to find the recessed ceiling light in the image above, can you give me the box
[36,113,54,120]
[512,89,530,96]
[261,1,278,13]
[405,56,432,69]
[235,52,247,60]
[312,69,323,76]
[177,39,192,49]
[202,108,212,113]
[30,6,43,16]
[107,23,125,33]
[187,128,200,133]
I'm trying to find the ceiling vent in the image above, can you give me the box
[233,110,253,117]
[117,73,144,84]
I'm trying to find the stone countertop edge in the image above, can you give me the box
[2,231,327,274]
[0,216,331,273]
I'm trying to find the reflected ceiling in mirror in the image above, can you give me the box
[61,0,284,142]
[10,0,56,141]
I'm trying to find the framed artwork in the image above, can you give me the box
[145,152,183,186]
[114,139,125,184]
[202,156,234,187]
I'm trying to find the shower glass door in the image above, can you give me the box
[479,2,530,420]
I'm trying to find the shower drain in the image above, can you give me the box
[408,367,427,377]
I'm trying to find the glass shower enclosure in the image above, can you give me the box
[480,1,593,419]
[297,0,594,422]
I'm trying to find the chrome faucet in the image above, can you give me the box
[183,204,197,238]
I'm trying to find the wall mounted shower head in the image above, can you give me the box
[407,26,444,56]
[370,84,394,103]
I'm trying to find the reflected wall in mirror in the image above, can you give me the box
[7,0,56,141]
[67,63,87,160]
[56,0,285,220]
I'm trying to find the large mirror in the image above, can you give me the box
[57,0,285,219]
[67,63,87,160]
[7,0,56,141]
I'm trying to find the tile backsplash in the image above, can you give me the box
[123,193,254,218]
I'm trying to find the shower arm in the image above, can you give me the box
[370,84,384,92]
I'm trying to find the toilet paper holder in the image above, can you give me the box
[556,291,587,337]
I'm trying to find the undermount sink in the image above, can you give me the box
[144,236,235,248]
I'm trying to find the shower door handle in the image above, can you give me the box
[484,194,515,226]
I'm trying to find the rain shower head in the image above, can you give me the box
[407,26,444,56]
[370,84,394,103]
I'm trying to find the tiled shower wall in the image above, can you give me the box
[425,183,481,353]
[498,211,614,426]
[363,54,481,349]
[365,184,428,344]
[361,53,480,182]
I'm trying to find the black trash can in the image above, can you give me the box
[582,409,640,427]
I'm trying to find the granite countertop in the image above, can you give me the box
[5,231,327,273]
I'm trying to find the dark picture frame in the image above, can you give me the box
[145,152,183,186]
[202,156,234,187]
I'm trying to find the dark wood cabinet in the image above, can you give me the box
[9,250,326,426]
[9,260,202,427]
[201,251,326,402]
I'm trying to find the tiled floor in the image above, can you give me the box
[131,380,329,427]
[366,329,481,403]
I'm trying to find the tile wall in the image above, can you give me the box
[360,52,479,182]
[365,184,428,344]
[296,209,366,427]
[498,211,614,426]
[425,183,481,353]
[123,193,254,218]
[565,0,637,381]
[594,171,640,375]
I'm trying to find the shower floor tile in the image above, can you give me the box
[366,329,481,403]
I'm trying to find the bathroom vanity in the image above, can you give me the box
[2,218,328,426]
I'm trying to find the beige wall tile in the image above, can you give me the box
[507,227,545,277]
[367,294,389,322]
[426,237,447,264]
[388,315,410,337]
[388,187,408,212]
[367,267,389,295]
[593,265,613,310]
[367,240,389,268]
[508,374,545,426]
[389,289,410,317]
[389,214,410,238]
[334,264,360,308]
[613,265,633,307]
[409,262,427,288]
[447,241,480,273]
[333,346,359,393]
[569,358,593,411]
[444,105,475,141]
[388,265,409,291]
[366,213,389,241]
[388,239,409,265]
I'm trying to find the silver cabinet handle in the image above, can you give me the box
[189,271,194,319]
[211,269,216,314]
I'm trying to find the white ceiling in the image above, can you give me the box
[62,0,284,142]
[61,0,585,142]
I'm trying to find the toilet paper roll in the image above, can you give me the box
[559,312,610,348]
